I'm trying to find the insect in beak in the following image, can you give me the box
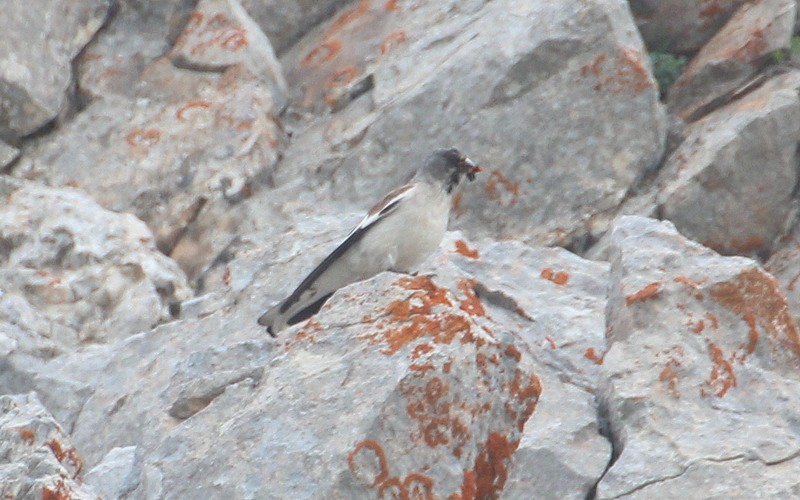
[460,157,483,182]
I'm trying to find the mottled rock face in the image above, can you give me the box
[4,0,800,497]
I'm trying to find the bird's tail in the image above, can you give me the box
[258,292,334,336]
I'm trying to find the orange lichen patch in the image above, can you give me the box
[45,439,83,478]
[504,344,521,363]
[710,268,800,360]
[485,170,520,205]
[691,320,705,334]
[380,30,407,54]
[625,281,663,305]
[614,46,654,93]
[705,312,719,330]
[584,347,604,365]
[326,65,359,88]
[506,370,541,431]
[378,477,403,497]
[454,239,479,259]
[325,0,372,38]
[451,191,465,218]
[673,275,707,290]
[301,39,343,68]
[125,128,161,148]
[411,342,434,360]
[382,314,471,356]
[221,29,247,51]
[404,473,434,498]
[385,0,401,11]
[176,100,213,121]
[742,313,759,358]
[348,439,390,487]
[580,47,654,94]
[699,1,726,19]
[473,433,518,499]
[544,336,557,349]
[726,28,768,63]
[540,267,569,286]
[703,341,737,398]
[457,279,485,317]
[450,470,477,500]
[729,235,766,255]
[18,429,35,445]
[42,480,70,500]
[397,275,453,306]
[659,362,681,399]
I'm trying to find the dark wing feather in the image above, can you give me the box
[278,186,411,314]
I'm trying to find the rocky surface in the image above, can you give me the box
[3,0,800,498]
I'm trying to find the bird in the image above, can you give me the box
[258,147,483,336]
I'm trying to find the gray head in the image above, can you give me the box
[417,147,482,194]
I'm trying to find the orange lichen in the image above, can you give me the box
[705,312,719,329]
[348,439,389,487]
[742,313,759,358]
[540,267,569,286]
[673,275,707,289]
[380,30,407,54]
[580,47,654,94]
[584,347,604,365]
[691,320,705,334]
[454,239,479,259]
[301,39,343,68]
[544,336,557,349]
[42,480,70,500]
[473,433,518,498]
[457,279,485,317]
[19,429,35,445]
[176,100,213,121]
[385,0,400,11]
[325,0,372,38]
[625,281,663,305]
[326,65,359,89]
[710,268,800,361]
[485,170,520,205]
[45,439,83,478]
[729,235,766,255]
[703,341,736,397]
[125,128,161,148]
[504,344,521,362]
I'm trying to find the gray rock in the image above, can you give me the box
[15,68,284,280]
[766,221,800,325]
[169,0,288,109]
[273,0,666,251]
[0,0,110,139]
[0,140,19,170]
[0,393,96,500]
[630,0,746,54]
[668,0,796,121]
[240,0,350,54]
[84,446,142,499]
[77,0,196,99]
[597,216,800,498]
[0,176,191,346]
[658,70,800,258]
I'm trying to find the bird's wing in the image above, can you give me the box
[275,183,417,317]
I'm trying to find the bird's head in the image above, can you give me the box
[420,147,483,194]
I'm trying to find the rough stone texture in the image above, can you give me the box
[0,0,110,139]
[169,0,288,110]
[629,0,746,54]
[77,0,196,99]
[274,0,666,249]
[84,446,142,499]
[668,0,796,121]
[658,70,800,258]
[240,0,351,54]
[15,68,284,280]
[0,177,191,415]
[598,216,800,498]
[0,141,19,170]
[0,393,96,500]
[766,222,800,325]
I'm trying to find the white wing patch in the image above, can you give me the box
[347,183,417,237]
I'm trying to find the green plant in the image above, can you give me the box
[649,51,687,98]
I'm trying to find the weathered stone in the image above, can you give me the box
[0,393,96,500]
[84,446,142,499]
[668,0,796,121]
[766,222,800,325]
[15,68,284,280]
[630,0,746,54]
[169,0,288,109]
[0,140,19,170]
[273,0,666,251]
[0,177,191,346]
[240,0,351,54]
[597,216,800,497]
[0,0,110,139]
[658,70,800,258]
